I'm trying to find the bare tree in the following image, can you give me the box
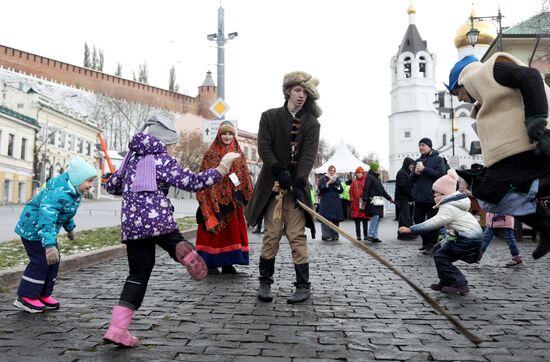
[314,137,335,168]
[115,63,123,77]
[173,131,208,172]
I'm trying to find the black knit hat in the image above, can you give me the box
[419,137,432,149]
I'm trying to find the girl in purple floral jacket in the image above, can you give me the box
[102,115,239,347]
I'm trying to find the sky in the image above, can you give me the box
[0,0,546,167]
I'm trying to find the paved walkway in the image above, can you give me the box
[0,217,549,361]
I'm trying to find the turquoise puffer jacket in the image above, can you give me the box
[15,173,81,248]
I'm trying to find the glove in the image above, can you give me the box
[67,230,76,240]
[175,241,207,281]
[525,115,547,143]
[45,246,60,265]
[290,178,306,201]
[216,152,241,176]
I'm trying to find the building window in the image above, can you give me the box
[58,132,65,148]
[404,57,411,78]
[3,180,11,202]
[7,134,14,156]
[78,138,83,153]
[442,134,447,146]
[252,148,257,161]
[87,141,92,156]
[244,146,249,158]
[49,130,56,145]
[404,130,411,138]
[18,182,26,203]
[67,134,72,151]
[462,133,466,148]
[419,56,426,78]
[21,138,27,160]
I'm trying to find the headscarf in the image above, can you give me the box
[196,123,253,233]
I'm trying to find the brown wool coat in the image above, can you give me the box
[245,105,320,235]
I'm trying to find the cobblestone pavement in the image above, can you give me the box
[1,217,549,361]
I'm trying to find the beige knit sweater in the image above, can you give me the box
[459,52,550,167]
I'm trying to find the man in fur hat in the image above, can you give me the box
[447,53,550,259]
[245,71,321,304]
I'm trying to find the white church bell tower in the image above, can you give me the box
[388,2,440,179]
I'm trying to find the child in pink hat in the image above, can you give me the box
[399,169,483,295]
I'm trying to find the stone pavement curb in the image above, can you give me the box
[0,229,197,289]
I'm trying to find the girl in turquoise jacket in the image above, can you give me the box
[13,157,97,313]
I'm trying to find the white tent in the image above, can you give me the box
[314,142,369,174]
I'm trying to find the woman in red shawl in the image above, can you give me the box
[350,166,370,241]
[196,121,253,274]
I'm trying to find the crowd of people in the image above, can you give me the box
[9,53,550,348]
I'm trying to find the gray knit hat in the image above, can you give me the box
[140,114,180,145]
[282,71,322,117]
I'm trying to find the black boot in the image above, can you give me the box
[518,204,550,259]
[537,174,550,199]
[257,257,275,302]
[287,263,311,304]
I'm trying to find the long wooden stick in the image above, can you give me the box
[297,199,482,345]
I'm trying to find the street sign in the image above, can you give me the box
[209,98,230,119]
[448,155,460,169]
[203,119,238,143]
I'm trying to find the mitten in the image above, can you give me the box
[175,241,207,280]
[525,115,547,143]
[216,152,241,176]
[534,129,550,158]
[45,246,60,265]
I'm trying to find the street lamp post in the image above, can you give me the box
[466,8,504,51]
[207,5,238,102]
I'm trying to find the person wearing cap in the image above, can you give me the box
[399,169,483,295]
[350,166,369,241]
[245,71,321,304]
[395,157,416,240]
[195,121,253,275]
[103,114,240,347]
[13,157,97,313]
[411,138,446,254]
[446,53,550,260]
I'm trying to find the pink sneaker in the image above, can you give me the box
[13,296,45,313]
[505,255,523,268]
[39,295,60,310]
[176,241,207,280]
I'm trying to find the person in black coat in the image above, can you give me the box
[410,138,446,254]
[318,165,344,240]
[362,162,393,243]
[395,157,416,240]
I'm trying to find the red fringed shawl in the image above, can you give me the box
[196,130,253,233]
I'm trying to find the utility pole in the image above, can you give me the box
[207,4,238,102]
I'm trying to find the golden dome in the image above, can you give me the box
[407,0,416,14]
[454,7,497,49]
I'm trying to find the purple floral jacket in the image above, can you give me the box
[106,133,221,241]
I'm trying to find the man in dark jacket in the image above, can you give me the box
[411,138,446,253]
[245,71,321,304]
[395,157,416,240]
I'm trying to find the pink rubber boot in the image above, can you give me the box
[103,305,140,347]
[176,241,207,280]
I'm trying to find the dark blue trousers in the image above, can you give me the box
[432,236,481,288]
[17,238,59,299]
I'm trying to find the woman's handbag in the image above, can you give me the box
[371,196,385,206]
[359,199,366,211]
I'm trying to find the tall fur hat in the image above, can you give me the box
[282,71,322,118]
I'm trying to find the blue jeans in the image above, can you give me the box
[433,236,482,287]
[482,227,520,257]
[367,215,380,238]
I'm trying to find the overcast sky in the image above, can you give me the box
[0,0,546,167]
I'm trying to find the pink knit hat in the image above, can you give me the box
[432,169,459,196]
